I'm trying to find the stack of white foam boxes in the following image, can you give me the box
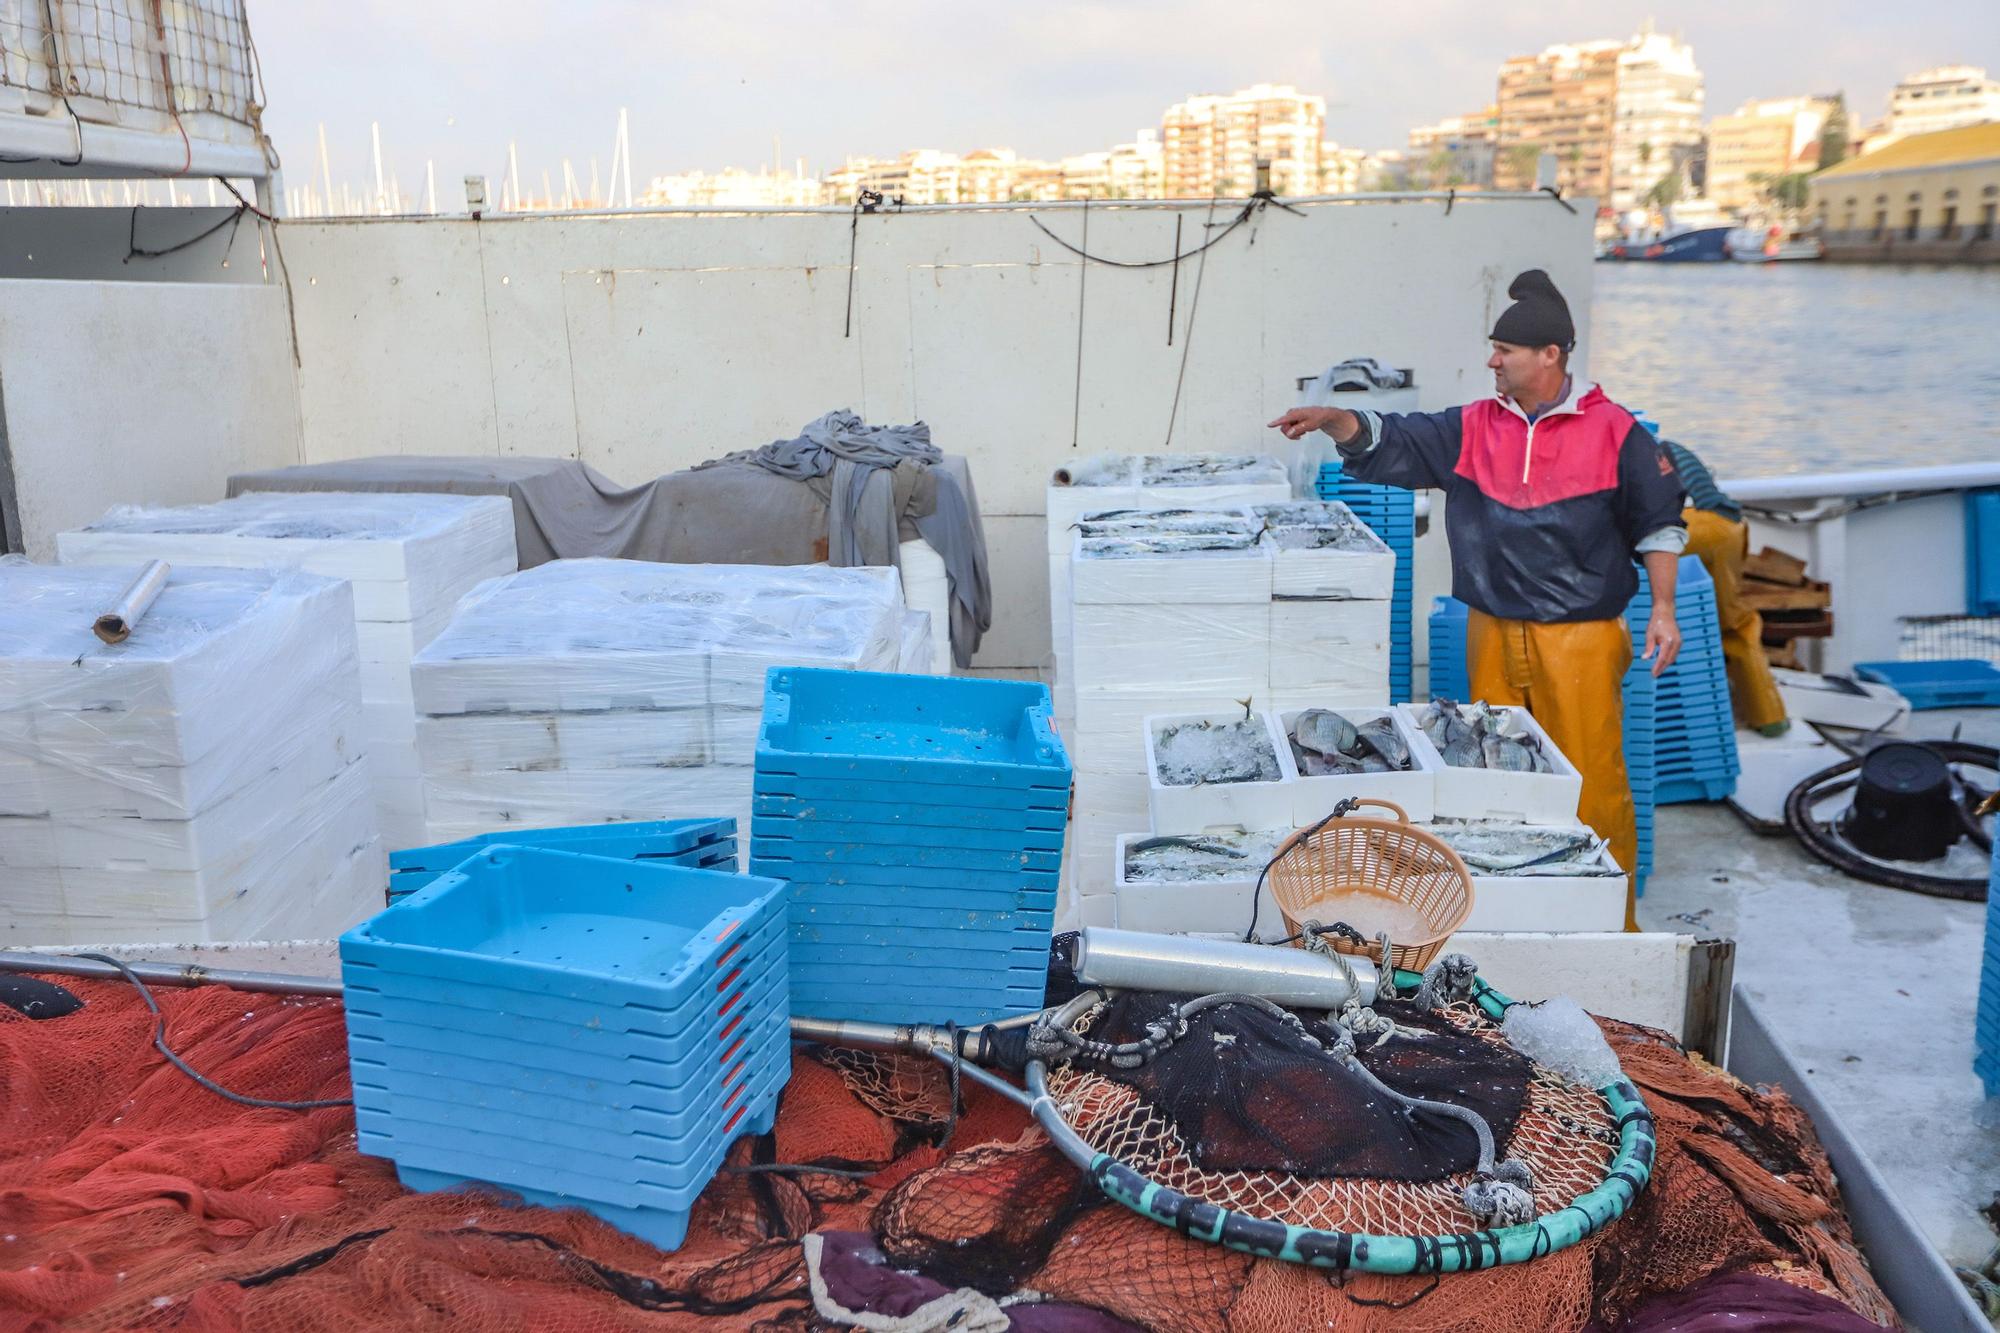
[409,560,906,848]
[58,493,518,852]
[0,561,384,945]
[1050,485,1399,930]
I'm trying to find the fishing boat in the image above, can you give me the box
[1727,222,1826,262]
[0,12,1995,1326]
[1598,223,1737,262]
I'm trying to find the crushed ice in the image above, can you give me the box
[1502,996,1624,1088]
[1152,718,1281,787]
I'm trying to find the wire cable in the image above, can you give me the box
[71,953,352,1111]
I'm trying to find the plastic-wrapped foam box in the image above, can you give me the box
[1143,710,1293,835]
[1275,706,1437,824]
[1398,703,1584,825]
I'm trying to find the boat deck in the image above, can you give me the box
[1639,706,2000,1275]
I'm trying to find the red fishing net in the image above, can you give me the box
[0,980,1898,1331]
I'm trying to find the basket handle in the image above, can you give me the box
[1269,796,1414,862]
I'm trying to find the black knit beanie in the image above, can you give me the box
[1489,269,1575,350]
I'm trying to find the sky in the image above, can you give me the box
[254,0,1998,204]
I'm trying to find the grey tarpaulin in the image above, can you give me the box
[693,411,992,669]
[228,440,992,666]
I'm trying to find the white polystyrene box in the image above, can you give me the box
[412,560,903,715]
[415,709,710,776]
[1070,529,1273,606]
[1440,831,1628,933]
[4,761,378,932]
[1143,710,1294,835]
[1072,604,1268,690]
[1398,703,1584,825]
[1771,669,1911,733]
[1268,600,1392,690]
[1256,502,1397,601]
[1274,706,1438,825]
[57,493,518,625]
[1112,830,1291,940]
[899,611,936,676]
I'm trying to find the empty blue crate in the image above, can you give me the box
[758,667,1071,793]
[388,817,737,902]
[341,845,789,1249]
[1853,660,2000,710]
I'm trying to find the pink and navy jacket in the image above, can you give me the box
[1339,380,1686,623]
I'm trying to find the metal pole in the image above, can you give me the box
[0,951,343,997]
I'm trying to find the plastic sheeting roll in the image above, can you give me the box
[899,537,952,675]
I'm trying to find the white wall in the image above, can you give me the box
[276,197,1598,667]
[0,280,302,556]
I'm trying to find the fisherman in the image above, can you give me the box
[1269,269,1685,930]
[1661,440,1789,737]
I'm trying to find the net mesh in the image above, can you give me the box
[1048,992,1624,1232]
[0,978,1898,1331]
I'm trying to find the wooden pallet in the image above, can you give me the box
[1741,577,1832,613]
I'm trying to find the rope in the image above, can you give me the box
[1163,195,1220,448]
[72,953,351,1111]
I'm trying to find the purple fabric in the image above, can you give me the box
[1590,1271,1889,1332]
[814,1231,1138,1332]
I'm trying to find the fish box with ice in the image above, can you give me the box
[1142,710,1293,835]
[1113,829,1290,939]
[1275,705,1437,823]
[1069,510,1272,606]
[1423,820,1627,932]
[1398,701,1583,825]
[1254,500,1397,601]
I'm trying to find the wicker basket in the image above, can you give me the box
[1264,798,1475,972]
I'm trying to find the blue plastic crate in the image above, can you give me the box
[379,1063,786,1250]
[790,980,1047,1010]
[751,793,1067,832]
[787,996,1042,1026]
[748,836,1061,874]
[348,942,784,1059]
[1969,490,2000,615]
[352,1005,790,1133]
[1853,660,2000,710]
[752,856,1059,894]
[391,816,734,881]
[1657,775,1737,804]
[759,667,1071,790]
[752,816,1065,852]
[753,772,1070,813]
[786,900,1056,932]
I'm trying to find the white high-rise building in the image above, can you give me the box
[1162,84,1324,197]
[1884,66,2000,142]
[1609,25,1705,211]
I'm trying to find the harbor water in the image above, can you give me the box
[1589,263,2000,480]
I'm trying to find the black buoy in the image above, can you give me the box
[1840,742,1959,862]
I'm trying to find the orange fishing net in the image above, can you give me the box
[0,981,1897,1331]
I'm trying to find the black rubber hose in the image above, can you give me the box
[1783,741,1997,901]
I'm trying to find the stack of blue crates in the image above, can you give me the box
[386,817,738,903]
[1315,461,1416,703]
[342,845,790,1250]
[1976,844,2000,1097]
[750,668,1071,1025]
[1426,592,1658,891]
[1634,557,1739,804]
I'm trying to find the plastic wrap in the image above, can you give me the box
[899,611,935,676]
[0,558,385,944]
[58,492,518,623]
[412,560,903,844]
[58,492,517,851]
[897,538,951,675]
[413,560,902,715]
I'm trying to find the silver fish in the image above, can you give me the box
[1441,735,1485,768]
[1432,824,1613,875]
[1292,709,1360,758]
[1481,734,1540,772]
[1353,717,1410,770]
[1358,753,1392,773]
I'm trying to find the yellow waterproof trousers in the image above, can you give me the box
[1465,610,1640,930]
[1681,508,1788,731]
